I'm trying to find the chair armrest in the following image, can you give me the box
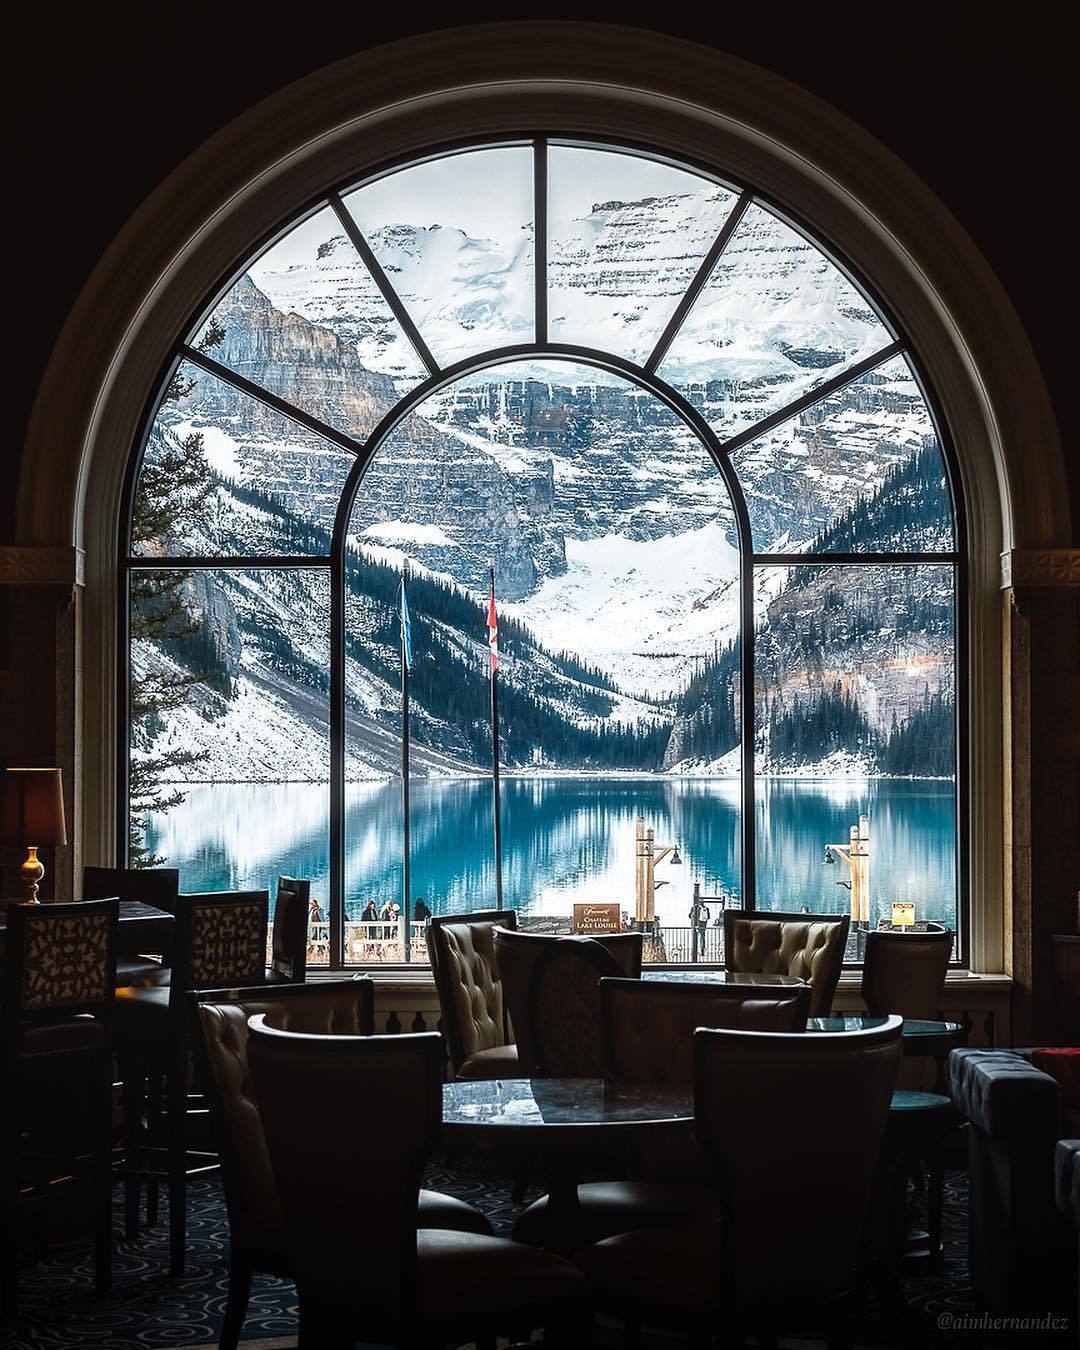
[1055,1139,1080,1223]
[948,1048,1061,1139]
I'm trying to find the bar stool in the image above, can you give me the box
[114,889,269,1276]
[1,898,118,1315]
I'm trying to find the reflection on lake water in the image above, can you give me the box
[144,776,956,931]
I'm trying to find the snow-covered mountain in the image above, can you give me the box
[138,184,955,781]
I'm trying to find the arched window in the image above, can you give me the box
[121,138,962,967]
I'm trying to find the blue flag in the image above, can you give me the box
[399,578,413,671]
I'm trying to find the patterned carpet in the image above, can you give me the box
[0,1162,1006,1350]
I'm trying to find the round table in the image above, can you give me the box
[443,1077,693,1249]
[808,1015,966,1091]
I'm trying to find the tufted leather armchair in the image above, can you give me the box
[949,1048,1077,1315]
[723,908,849,1017]
[428,909,519,1079]
[193,978,493,1350]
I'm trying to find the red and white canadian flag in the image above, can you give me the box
[487,576,499,673]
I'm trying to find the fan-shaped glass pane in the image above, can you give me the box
[129,567,331,964]
[547,146,738,365]
[732,355,954,553]
[342,147,535,367]
[192,207,426,419]
[753,562,956,933]
[344,360,742,952]
[659,203,893,441]
[132,361,353,556]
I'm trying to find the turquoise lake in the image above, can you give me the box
[144,776,957,932]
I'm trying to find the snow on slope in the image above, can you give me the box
[503,524,740,698]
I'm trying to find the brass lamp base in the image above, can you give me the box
[19,844,44,903]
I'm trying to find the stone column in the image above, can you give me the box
[1001,549,1080,1044]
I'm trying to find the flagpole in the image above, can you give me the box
[400,579,412,963]
[489,565,503,909]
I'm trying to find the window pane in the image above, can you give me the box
[342,147,535,367]
[132,361,354,556]
[344,360,740,961]
[130,569,330,966]
[193,205,428,393]
[733,355,954,554]
[547,146,739,365]
[754,563,957,939]
[659,203,893,441]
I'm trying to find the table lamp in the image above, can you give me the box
[1,767,67,903]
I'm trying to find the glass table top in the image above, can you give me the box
[641,970,805,986]
[442,1077,693,1132]
[807,1016,963,1038]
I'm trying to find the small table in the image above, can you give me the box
[642,970,805,986]
[809,1015,966,1091]
[442,1077,693,1249]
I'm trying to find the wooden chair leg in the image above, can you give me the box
[220,1250,253,1350]
[166,1053,187,1277]
[145,1070,163,1228]
[93,1053,113,1296]
[120,1057,144,1239]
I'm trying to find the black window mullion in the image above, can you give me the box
[741,560,756,913]
[644,190,753,375]
[330,540,345,969]
[715,340,905,462]
[178,345,367,460]
[326,192,440,379]
[534,138,548,345]
[126,554,329,570]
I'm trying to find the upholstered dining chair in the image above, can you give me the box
[513,977,811,1251]
[723,908,850,1016]
[495,926,644,1075]
[427,908,519,1079]
[83,864,179,987]
[193,978,493,1350]
[114,889,269,1275]
[265,876,310,983]
[575,1017,903,1348]
[248,1019,586,1349]
[528,936,625,1078]
[2,898,118,1315]
[861,926,953,1020]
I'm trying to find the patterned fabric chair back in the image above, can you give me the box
[528,936,623,1077]
[172,891,269,1005]
[2,898,119,1032]
[270,876,310,982]
[83,865,180,915]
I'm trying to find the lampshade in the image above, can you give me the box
[0,768,67,846]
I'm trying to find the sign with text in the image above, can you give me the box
[573,902,622,935]
[891,902,917,928]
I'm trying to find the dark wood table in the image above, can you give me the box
[0,899,174,962]
[442,1076,693,1249]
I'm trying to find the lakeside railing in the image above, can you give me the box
[291,915,865,967]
